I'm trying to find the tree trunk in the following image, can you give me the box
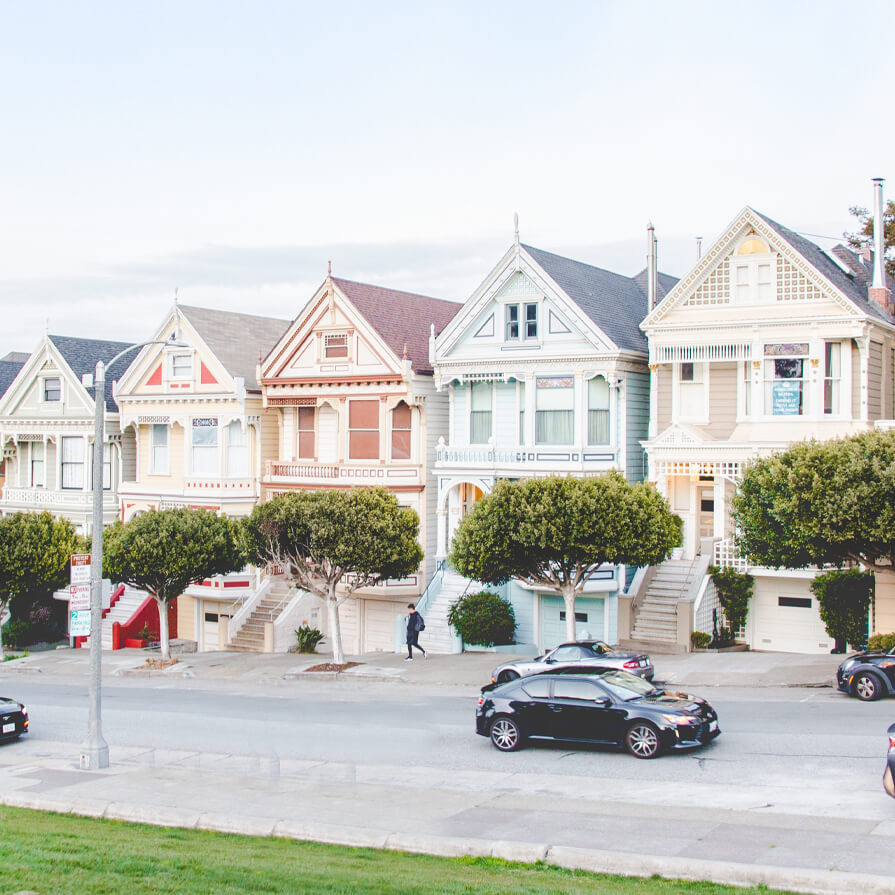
[562,583,578,642]
[0,602,5,660]
[156,596,170,660]
[327,594,345,665]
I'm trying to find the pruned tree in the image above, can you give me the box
[103,508,244,659]
[0,511,82,658]
[242,488,423,665]
[449,473,682,642]
[732,429,895,572]
[845,199,895,278]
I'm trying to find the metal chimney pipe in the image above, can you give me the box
[647,222,657,311]
[872,178,886,289]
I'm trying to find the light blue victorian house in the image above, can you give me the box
[422,227,676,653]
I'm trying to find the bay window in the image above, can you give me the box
[469,382,493,444]
[679,362,705,420]
[587,377,610,444]
[763,343,807,416]
[297,406,315,459]
[191,418,219,475]
[391,403,412,460]
[823,342,841,415]
[518,381,526,444]
[89,443,112,490]
[348,399,379,459]
[536,376,574,444]
[30,442,44,487]
[61,436,85,489]
[150,424,169,474]
[227,421,248,476]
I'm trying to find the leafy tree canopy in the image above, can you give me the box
[732,429,895,572]
[242,488,423,665]
[845,199,895,278]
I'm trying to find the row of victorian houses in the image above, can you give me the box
[2,184,894,658]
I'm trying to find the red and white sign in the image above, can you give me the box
[70,554,91,585]
[69,583,90,611]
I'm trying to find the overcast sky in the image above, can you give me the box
[1,0,892,352]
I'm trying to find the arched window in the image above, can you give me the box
[391,402,412,460]
[736,236,770,255]
[587,377,610,444]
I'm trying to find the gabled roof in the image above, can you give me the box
[0,360,24,399]
[332,277,461,374]
[176,305,291,390]
[523,244,678,353]
[754,211,895,325]
[48,335,136,411]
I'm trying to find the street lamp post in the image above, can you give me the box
[81,338,184,771]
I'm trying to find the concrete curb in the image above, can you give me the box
[2,792,893,895]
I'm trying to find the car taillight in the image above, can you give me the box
[623,660,639,669]
[889,736,895,750]
[477,697,484,707]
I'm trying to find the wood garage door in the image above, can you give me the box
[752,587,834,654]
[363,600,401,653]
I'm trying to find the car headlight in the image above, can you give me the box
[841,659,856,671]
[661,714,700,726]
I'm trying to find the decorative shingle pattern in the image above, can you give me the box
[523,245,678,353]
[332,277,460,374]
[49,335,137,411]
[177,305,292,390]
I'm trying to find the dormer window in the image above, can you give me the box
[732,234,775,304]
[505,303,538,341]
[170,353,192,379]
[324,333,349,358]
[43,377,61,402]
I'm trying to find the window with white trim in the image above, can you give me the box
[150,424,169,474]
[227,421,248,476]
[679,362,705,420]
[170,353,192,379]
[191,418,219,475]
[43,377,61,402]
[518,381,526,445]
[536,376,574,444]
[469,382,492,444]
[30,442,44,487]
[324,333,349,358]
[587,377,610,444]
[731,236,775,305]
[390,403,412,460]
[742,362,752,417]
[823,342,841,415]
[763,343,808,416]
[348,400,379,460]
[505,302,538,341]
[297,406,315,459]
[61,436,86,490]
[89,443,112,490]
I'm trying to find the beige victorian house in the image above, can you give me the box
[629,203,895,653]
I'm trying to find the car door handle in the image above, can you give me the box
[549,705,563,712]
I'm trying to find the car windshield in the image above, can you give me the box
[595,669,657,700]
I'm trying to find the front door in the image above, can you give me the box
[697,485,714,541]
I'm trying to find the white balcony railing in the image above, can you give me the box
[435,443,617,469]
[1,487,118,511]
[265,460,421,484]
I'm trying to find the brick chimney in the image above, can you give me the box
[869,177,891,312]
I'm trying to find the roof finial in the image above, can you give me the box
[327,260,332,277]
[514,212,520,248]
[45,317,49,336]
[403,342,408,360]
[174,287,179,306]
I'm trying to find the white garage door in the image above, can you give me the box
[363,600,401,653]
[751,587,834,654]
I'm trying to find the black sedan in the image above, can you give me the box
[490,641,653,685]
[885,722,895,800]
[476,669,719,758]
[835,645,895,701]
[0,697,28,742]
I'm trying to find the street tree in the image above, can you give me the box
[845,199,895,278]
[0,511,82,658]
[242,488,423,665]
[449,473,683,642]
[103,508,244,659]
[732,429,895,572]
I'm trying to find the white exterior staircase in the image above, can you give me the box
[415,569,471,654]
[227,579,296,652]
[629,558,701,647]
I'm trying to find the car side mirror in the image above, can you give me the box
[545,657,556,664]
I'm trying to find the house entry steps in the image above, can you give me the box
[628,558,701,651]
[417,570,470,654]
[227,579,296,653]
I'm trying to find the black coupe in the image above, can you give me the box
[885,722,895,800]
[476,668,719,758]
[835,645,895,701]
[0,697,28,742]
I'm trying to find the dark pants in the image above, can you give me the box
[407,631,425,658]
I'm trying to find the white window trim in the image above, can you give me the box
[167,348,195,383]
[673,361,709,425]
[759,348,810,420]
[150,423,170,476]
[503,301,540,344]
[40,375,63,404]
[730,245,777,307]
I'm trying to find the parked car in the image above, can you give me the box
[0,697,28,742]
[884,722,895,800]
[490,641,653,685]
[476,668,719,758]
[835,645,895,701]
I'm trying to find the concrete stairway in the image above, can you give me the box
[419,570,471,654]
[629,559,700,648]
[78,585,149,650]
[227,579,295,652]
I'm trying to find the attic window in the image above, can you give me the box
[324,333,348,358]
[43,377,61,402]
[170,354,192,379]
[737,236,770,255]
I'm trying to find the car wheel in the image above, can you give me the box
[490,716,523,752]
[498,670,520,683]
[853,672,884,701]
[625,721,662,759]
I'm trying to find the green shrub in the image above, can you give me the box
[708,566,753,638]
[867,632,895,652]
[294,624,325,653]
[2,617,30,649]
[810,569,873,651]
[690,631,711,649]
[447,591,515,647]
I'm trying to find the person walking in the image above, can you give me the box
[405,603,426,660]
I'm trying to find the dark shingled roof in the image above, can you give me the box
[0,359,24,399]
[332,277,461,375]
[49,335,137,411]
[0,352,29,364]
[754,210,895,324]
[523,244,678,353]
[177,305,291,391]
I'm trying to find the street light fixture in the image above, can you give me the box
[81,336,186,771]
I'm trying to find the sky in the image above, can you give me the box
[1,0,892,352]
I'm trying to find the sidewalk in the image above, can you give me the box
[0,644,845,691]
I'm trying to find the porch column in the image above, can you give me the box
[713,473,725,540]
[856,336,870,422]
[436,503,448,560]
[648,364,658,438]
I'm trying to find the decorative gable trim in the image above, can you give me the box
[200,362,219,385]
[145,364,162,386]
[473,314,495,338]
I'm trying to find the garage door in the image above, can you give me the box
[540,596,604,650]
[363,600,402,653]
[335,600,360,655]
[751,587,834,654]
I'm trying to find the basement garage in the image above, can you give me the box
[748,575,834,654]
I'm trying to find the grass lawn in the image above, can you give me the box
[0,805,799,895]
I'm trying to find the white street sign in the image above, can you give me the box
[69,584,90,611]
[70,610,91,637]
[70,554,91,585]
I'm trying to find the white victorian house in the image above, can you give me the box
[632,198,895,653]
[428,230,676,652]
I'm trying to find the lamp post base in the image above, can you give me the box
[80,741,110,770]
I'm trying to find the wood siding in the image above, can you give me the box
[656,365,672,432]
[868,341,883,420]
[625,370,649,482]
[707,362,738,438]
